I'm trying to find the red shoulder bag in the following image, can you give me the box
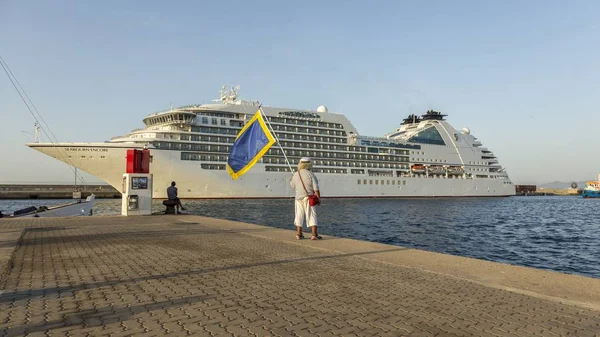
[298,170,320,206]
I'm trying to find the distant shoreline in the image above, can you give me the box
[0,184,121,199]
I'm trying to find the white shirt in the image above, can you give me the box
[290,170,320,200]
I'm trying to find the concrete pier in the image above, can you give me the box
[1,215,599,336]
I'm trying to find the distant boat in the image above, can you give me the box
[0,195,95,218]
[582,174,600,198]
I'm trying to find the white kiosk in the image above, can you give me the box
[121,173,153,216]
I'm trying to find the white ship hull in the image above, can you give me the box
[28,143,515,198]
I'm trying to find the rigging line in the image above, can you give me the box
[0,56,88,188]
[0,58,42,130]
[0,55,60,145]
[0,56,88,187]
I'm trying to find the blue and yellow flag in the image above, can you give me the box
[226,110,276,180]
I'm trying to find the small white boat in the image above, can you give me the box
[0,195,95,218]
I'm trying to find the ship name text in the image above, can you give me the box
[64,147,109,152]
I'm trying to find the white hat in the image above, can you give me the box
[299,157,311,162]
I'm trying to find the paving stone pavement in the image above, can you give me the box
[0,215,599,337]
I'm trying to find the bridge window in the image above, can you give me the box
[408,127,446,145]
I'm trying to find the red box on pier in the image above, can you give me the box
[126,149,150,173]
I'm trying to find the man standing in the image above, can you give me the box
[290,157,322,240]
[167,181,186,214]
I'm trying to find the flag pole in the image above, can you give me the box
[257,104,294,173]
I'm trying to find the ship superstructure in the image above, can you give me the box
[28,86,515,198]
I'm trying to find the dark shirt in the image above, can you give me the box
[167,186,178,200]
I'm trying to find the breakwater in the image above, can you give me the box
[0,184,121,199]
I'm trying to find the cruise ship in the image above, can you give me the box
[28,86,515,199]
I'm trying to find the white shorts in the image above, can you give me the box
[294,197,318,228]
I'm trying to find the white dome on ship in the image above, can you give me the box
[461,127,471,135]
[317,105,328,113]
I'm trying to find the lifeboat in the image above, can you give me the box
[428,165,445,175]
[411,164,425,174]
[447,166,464,175]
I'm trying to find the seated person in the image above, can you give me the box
[167,181,186,213]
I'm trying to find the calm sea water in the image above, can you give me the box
[1,196,599,279]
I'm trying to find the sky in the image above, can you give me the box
[1,0,599,185]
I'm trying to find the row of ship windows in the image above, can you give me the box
[192,113,346,130]
[191,119,346,135]
[265,166,496,182]
[412,158,496,168]
[192,162,511,182]
[277,134,346,144]
[267,117,344,129]
[156,141,411,157]
[266,167,348,174]
[174,145,410,162]
[196,111,240,118]
[197,117,243,128]
[67,156,107,159]
[189,126,239,136]
[201,164,226,170]
[269,124,346,137]
[265,167,411,175]
[412,158,448,163]
[158,132,349,146]
[264,166,509,181]
[155,141,232,150]
[148,128,433,155]
[286,151,409,162]
[267,158,411,169]
[181,153,411,169]
[271,140,410,154]
[358,179,408,185]
[264,152,410,162]
[361,140,423,150]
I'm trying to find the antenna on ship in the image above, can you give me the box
[228,85,239,101]
[20,123,40,143]
[34,122,40,143]
[214,84,242,103]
